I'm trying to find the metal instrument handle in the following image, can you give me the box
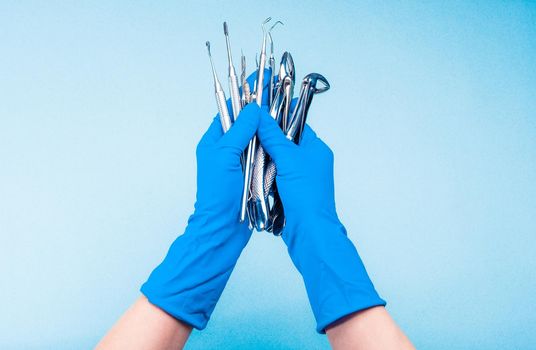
[215,90,232,132]
[229,74,242,121]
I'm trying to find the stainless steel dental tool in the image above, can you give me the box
[255,17,270,107]
[246,17,273,229]
[275,52,296,129]
[250,52,295,231]
[205,19,331,234]
[269,73,330,235]
[264,53,295,232]
[267,21,283,107]
[238,51,252,222]
[239,17,271,223]
[223,22,241,121]
[241,52,252,106]
[206,41,232,132]
[285,73,330,142]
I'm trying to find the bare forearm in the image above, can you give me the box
[96,296,192,350]
[326,306,414,350]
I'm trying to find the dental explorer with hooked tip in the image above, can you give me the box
[240,17,272,223]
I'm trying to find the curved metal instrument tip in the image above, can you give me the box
[206,41,219,82]
[223,22,228,36]
[268,21,284,47]
[261,17,272,33]
[279,52,295,79]
[304,73,330,93]
[269,21,284,32]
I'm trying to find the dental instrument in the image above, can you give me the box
[223,22,242,121]
[239,17,271,223]
[206,41,232,132]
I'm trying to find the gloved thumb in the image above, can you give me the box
[257,110,297,164]
[218,103,261,151]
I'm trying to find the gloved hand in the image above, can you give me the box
[140,70,268,329]
[257,111,386,333]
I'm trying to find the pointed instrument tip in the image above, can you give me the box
[269,21,284,32]
[223,22,228,36]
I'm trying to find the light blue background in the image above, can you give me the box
[1,1,535,349]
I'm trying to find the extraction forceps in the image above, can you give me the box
[205,19,331,234]
[251,52,295,231]
[240,17,271,223]
[206,41,232,132]
[274,52,296,129]
[285,73,330,142]
[262,52,295,232]
[269,73,330,235]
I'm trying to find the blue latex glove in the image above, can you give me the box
[141,70,270,330]
[140,103,264,330]
[257,111,386,333]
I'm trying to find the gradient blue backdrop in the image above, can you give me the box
[1,1,535,349]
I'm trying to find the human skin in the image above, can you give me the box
[96,300,415,349]
[326,306,415,350]
[95,296,191,350]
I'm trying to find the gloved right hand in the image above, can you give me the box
[140,70,270,331]
[257,111,386,333]
[140,102,262,331]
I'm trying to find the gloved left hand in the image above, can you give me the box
[140,101,262,330]
[257,110,386,333]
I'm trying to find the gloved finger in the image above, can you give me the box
[198,116,224,146]
[218,103,261,151]
[257,110,297,163]
[298,124,318,146]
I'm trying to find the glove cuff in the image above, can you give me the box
[313,284,386,333]
[283,217,386,333]
[141,281,211,330]
[140,210,252,330]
